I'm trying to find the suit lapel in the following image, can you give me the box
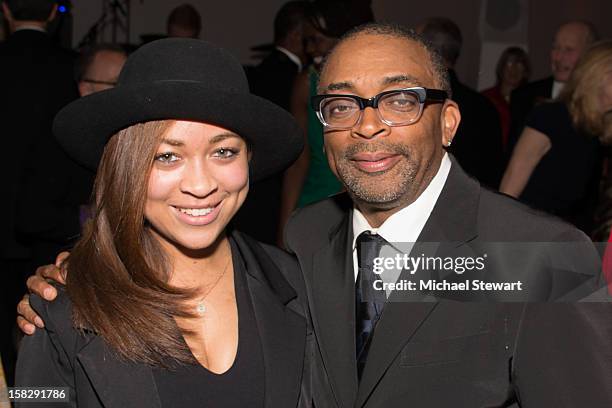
[234,233,306,408]
[356,158,481,407]
[77,337,162,408]
[311,212,359,408]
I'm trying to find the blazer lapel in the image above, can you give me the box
[311,213,359,408]
[77,337,162,408]
[234,233,306,408]
[356,158,481,407]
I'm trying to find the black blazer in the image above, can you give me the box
[15,231,312,408]
[0,29,92,264]
[249,48,300,112]
[285,157,612,408]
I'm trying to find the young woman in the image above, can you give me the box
[15,38,310,408]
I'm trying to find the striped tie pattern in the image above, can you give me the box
[355,231,388,379]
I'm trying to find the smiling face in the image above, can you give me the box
[318,33,460,224]
[551,23,591,83]
[145,121,249,254]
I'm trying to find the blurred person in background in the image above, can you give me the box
[76,43,127,97]
[234,1,309,245]
[482,46,530,152]
[167,3,201,39]
[418,17,504,188]
[278,0,373,244]
[0,0,75,386]
[250,1,309,111]
[501,41,612,233]
[15,44,129,278]
[71,43,128,225]
[509,21,599,149]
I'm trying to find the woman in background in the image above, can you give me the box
[500,41,612,233]
[482,46,530,151]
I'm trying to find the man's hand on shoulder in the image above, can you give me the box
[16,252,69,335]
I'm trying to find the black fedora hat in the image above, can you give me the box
[53,38,303,182]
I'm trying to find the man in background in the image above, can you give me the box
[509,20,599,148]
[16,44,128,268]
[418,17,504,188]
[249,1,308,111]
[235,1,309,244]
[76,43,127,97]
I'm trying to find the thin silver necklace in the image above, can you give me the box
[195,258,230,315]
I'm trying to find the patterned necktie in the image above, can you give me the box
[355,231,387,379]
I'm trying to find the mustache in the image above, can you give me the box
[343,142,412,159]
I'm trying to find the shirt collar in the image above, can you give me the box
[552,80,565,99]
[352,153,452,250]
[275,46,302,72]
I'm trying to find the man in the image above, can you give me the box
[249,1,308,111]
[418,17,504,188]
[14,45,127,260]
[233,1,309,245]
[18,23,612,407]
[75,43,127,97]
[284,23,610,407]
[508,20,599,149]
[0,0,76,386]
[16,45,127,261]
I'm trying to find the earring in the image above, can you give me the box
[446,139,453,147]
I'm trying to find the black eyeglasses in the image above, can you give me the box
[311,87,448,130]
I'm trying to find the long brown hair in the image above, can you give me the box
[560,40,612,137]
[65,120,199,366]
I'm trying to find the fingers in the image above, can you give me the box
[27,273,57,300]
[16,294,44,334]
[17,316,36,335]
[37,262,66,286]
[55,251,70,267]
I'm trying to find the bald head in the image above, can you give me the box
[551,21,599,82]
[78,47,127,97]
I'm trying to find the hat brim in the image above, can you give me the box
[53,81,303,182]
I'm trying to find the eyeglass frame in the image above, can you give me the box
[311,87,449,129]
